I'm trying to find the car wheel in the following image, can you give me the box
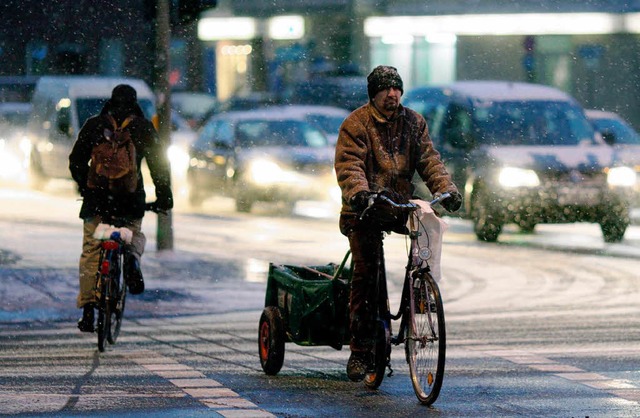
[235,197,253,213]
[472,188,503,242]
[187,184,205,207]
[28,150,47,191]
[600,205,629,243]
[518,219,536,233]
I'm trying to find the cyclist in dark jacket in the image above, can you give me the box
[69,84,173,333]
[335,66,461,382]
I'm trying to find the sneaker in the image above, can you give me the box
[347,351,372,382]
[124,253,144,295]
[77,304,95,333]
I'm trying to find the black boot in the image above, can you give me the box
[124,253,144,295]
[347,351,372,382]
[77,304,95,333]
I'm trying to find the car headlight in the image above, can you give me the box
[498,167,540,188]
[607,166,636,187]
[248,160,289,184]
[0,139,25,180]
[167,145,190,176]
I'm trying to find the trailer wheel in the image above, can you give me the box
[259,306,285,375]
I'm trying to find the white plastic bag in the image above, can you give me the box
[406,200,448,282]
[93,223,133,244]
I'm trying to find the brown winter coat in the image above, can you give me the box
[335,102,458,217]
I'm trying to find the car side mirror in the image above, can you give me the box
[56,107,71,137]
[213,139,232,149]
[602,131,616,146]
[447,127,475,150]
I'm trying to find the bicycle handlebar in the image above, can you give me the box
[360,192,452,220]
[145,202,169,215]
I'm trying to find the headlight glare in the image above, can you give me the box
[249,159,293,185]
[607,166,636,187]
[498,167,540,188]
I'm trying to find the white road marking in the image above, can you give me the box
[463,344,640,404]
[125,349,276,417]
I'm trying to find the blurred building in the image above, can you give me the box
[2,0,640,128]
[363,0,640,129]
[0,0,156,80]
[198,0,640,127]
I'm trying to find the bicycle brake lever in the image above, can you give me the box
[429,192,451,206]
[359,194,378,220]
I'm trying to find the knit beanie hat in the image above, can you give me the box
[111,84,137,105]
[367,65,403,100]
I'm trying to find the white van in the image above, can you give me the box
[27,76,156,186]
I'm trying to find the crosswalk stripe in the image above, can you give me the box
[124,349,276,416]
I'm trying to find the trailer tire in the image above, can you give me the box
[259,306,285,375]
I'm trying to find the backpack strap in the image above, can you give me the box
[105,113,118,131]
[105,113,135,130]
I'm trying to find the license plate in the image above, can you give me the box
[557,187,601,206]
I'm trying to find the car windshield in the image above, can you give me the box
[404,99,442,124]
[76,98,156,127]
[473,101,595,146]
[236,120,328,148]
[591,118,640,145]
[305,114,345,135]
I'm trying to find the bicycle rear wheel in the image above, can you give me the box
[107,257,125,345]
[108,275,126,345]
[406,271,446,405]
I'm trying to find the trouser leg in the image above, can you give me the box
[347,228,383,352]
[125,218,146,259]
[77,217,101,309]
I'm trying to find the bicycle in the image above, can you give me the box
[91,205,162,352]
[92,219,133,353]
[358,191,449,405]
[258,192,449,405]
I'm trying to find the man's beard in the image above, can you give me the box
[383,98,399,112]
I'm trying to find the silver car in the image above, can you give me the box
[187,107,337,212]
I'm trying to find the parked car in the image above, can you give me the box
[405,81,635,242]
[268,104,350,145]
[187,107,337,212]
[586,109,640,204]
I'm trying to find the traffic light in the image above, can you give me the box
[178,0,217,23]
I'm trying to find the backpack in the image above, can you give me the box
[87,114,138,194]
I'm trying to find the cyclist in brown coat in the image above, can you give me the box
[334,65,461,381]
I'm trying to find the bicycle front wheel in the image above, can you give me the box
[406,271,446,405]
[364,319,390,390]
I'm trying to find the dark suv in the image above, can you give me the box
[404,81,635,242]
